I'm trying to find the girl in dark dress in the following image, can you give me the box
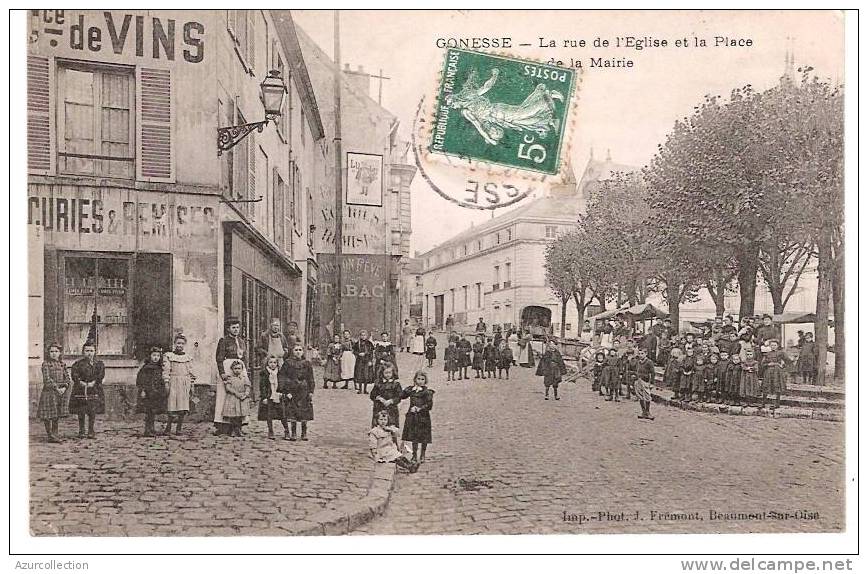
[281,345,316,441]
[457,335,472,380]
[135,347,166,437]
[401,371,435,463]
[424,332,438,367]
[498,340,514,379]
[761,339,792,410]
[353,330,376,395]
[591,351,606,395]
[258,356,290,439]
[601,348,620,401]
[68,341,105,439]
[472,335,486,379]
[692,355,707,402]
[797,332,819,385]
[706,353,721,403]
[536,339,567,400]
[726,353,742,405]
[443,340,460,381]
[37,343,71,442]
[679,347,696,402]
[483,338,498,378]
[369,363,402,427]
[374,332,398,381]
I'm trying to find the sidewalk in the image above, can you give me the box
[28,354,431,536]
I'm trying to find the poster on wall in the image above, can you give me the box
[346,152,383,207]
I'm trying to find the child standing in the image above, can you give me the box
[323,334,343,390]
[401,371,435,463]
[761,339,792,410]
[797,332,818,385]
[602,348,621,401]
[282,345,316,441]
[536,339,567,401]
[162,334,197,437]
[725,353,742,405]
[369,410,419,473]
[619,347,636,399]
[692,355,707,402]
[340,330,356,390]
[679,347,696,402]
[592,351,606,396]
[457,334,472,380]
[740,350,760,407]
[483,337,498,379]
[424,331,438,368]
[374,331,398,381]
[498,340,514,379]
[472,335,486,379]
[259,355,289,439]
[135,346,166,437]
[370,363,402,427]
[37,343,71,442]
[633,347,656,420]
[707,354,721,403]
[662,348,683,396]
[69,341,105,439]
[222,360,251,437]
[443,339,460,381]
[353,330,375,395]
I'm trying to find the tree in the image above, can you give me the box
[757,239,816,314]
[544,232,581,339]
[544,226,603,339]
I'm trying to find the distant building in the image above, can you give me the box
[398,256,424,325]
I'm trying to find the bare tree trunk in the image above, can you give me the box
[814,229,832,386]
[736,246,759,318]
[665,273,681,333]
[560,297,568,339]
[832,246,844,379]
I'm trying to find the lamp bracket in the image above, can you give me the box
[217,119,270,155]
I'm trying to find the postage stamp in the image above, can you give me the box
[429,48,576,176]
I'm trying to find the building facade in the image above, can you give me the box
[27,10,325,398]
[293,22,414,343]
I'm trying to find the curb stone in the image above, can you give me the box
[294,462,397,536]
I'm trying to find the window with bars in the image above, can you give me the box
[57,63,134,178]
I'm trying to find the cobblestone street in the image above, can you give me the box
[357,354,844,535]
[29,365,383,536]
[30,347,844,536]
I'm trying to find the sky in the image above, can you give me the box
[292,10,845,255]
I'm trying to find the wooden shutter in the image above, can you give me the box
[247,11,256,71]
[247,132,256,217]
[137,67,174,182]
[27,55,52,174]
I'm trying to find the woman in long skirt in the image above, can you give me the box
[411,326,426,356]
[339,330,356,390]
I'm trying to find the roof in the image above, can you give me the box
[270,11,325,141]
[418,192,583,257]
[292,21,397,135]
[577,157,640,193]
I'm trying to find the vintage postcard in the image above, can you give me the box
[13,7,855,560]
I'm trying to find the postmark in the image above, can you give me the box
[429,49,576,176]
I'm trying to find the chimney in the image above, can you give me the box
[343,63,371,97]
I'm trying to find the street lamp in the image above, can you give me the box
[217,69,287,156]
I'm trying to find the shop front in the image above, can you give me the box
[28,183,221,417]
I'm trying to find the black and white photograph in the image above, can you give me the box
[9,6,859,567]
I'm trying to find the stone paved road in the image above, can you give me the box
[29,358,410,536]
[357,356,845,535]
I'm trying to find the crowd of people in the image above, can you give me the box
[582,313,822,415]
[34,316,439,475]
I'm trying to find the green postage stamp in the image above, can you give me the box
[430,48,576,176]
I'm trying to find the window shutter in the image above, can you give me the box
[27,55,52,174]
[137,67,174,182]
[247,11,256,71]
[247,132,256,217]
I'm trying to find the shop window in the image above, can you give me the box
[53,252,170,359]
[57,62,134,178]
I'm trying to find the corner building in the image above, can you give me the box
[27,10,326,412]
